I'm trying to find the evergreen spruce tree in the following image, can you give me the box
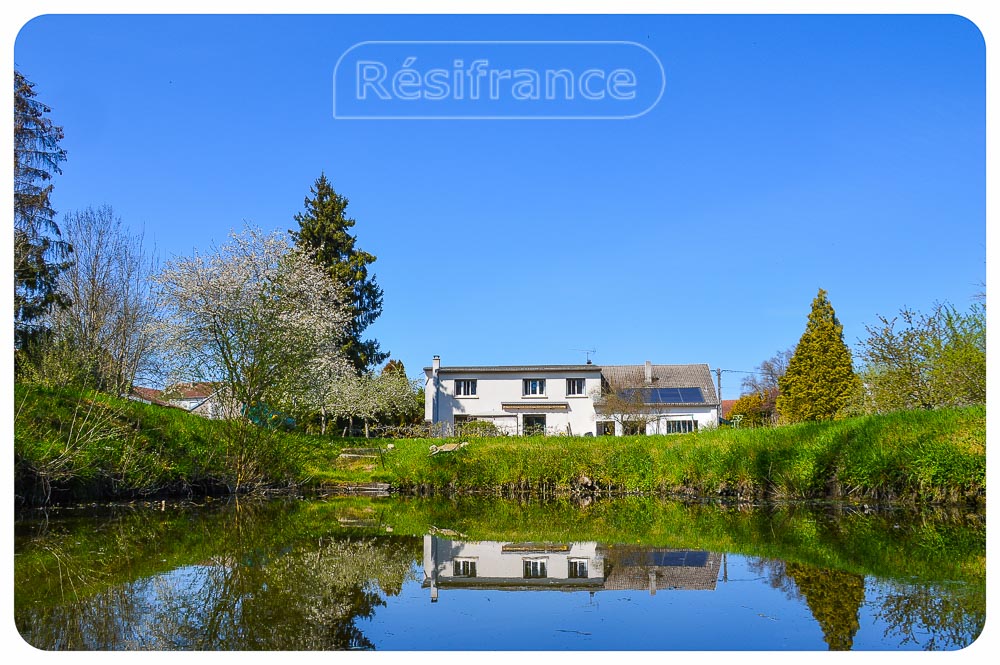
[290,174,387,373]
[777,289,860,422]
[14,70,71,350]
[785,563,865,651]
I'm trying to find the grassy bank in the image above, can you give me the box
[321,406,985,504]
[14,383,985,505]
[14,384,334,505]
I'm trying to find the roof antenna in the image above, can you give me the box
[572,348,597,364]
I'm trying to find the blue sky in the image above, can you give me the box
[14,14,985,399]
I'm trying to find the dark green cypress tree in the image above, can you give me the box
[777,289,860,422]
[290,173,387,373]
[14,70,71,351]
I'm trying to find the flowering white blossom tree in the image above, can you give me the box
[304,365,419,436]
[155,225,352,419]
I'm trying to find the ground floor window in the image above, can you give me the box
[660,419,698,434]
[523,558,548,578]
[523,414,546,435]
[596,421,615,436]
[623,421,647,436]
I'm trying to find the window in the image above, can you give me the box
[566,378,586,396]
[523,559,547,579]
[596,421,615,436]
[623,421,647,436]
[568,559,589,578]
[455,379,477,396]
[523,414,546,436]
[661,419,698,434]
[453,559,477,577]
[523,379,546,396]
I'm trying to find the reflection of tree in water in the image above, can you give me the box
[786,563,864,650]
[873,580,985,651]
[750,558,864,651]
[16,516,419,650]
[145,537,418,649]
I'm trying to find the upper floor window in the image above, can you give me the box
[453,559,478,577]
[566,378,586,396]
[523,379,546,396]
[455,379,477,396]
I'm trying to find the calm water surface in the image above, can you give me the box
[14,496,985,650]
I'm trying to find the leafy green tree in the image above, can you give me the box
[777,289,860,422]
[290,174,386,373]
[14,70,70,351]
[728,392,770,427]
[741,347,793,423]
[786,563,865,651]
[856,302,985,413]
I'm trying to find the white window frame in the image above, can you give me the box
[455,379,477,397]
[568,558,589,578]
[453,558,478,577]
[523,557,548,579]
[522,378,546,397]
[659,419,698,434]
[566,378,586,396]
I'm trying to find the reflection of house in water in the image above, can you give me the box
[602,545,721,593]
[422,536,722,602]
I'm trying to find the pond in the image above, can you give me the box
[13,496,985,651]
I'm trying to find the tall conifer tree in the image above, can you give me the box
[777,289,860,422]
[290,174,386,373]
[14,70,70,349]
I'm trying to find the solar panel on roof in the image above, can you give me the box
[617,387,705,404]
[678,387,705,403]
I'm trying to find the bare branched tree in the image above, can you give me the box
[40,205,159,395]
[593,383,660,435]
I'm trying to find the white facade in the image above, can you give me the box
[421,535,722,601]
[425,359,602,435]
[424,356,720,436]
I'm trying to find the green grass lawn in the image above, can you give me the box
[15,383,985,505]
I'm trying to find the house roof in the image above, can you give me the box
[601,363,719,405]
[721,399,738,418]
[162,381,219,399]
[427,365,602,374]
[129,386,171,407]
[602,548,722,592]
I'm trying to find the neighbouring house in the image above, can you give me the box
[128,386,174,409]
[424,355,719,436]
[721,399,738,420]
[128,382,230,419]
[422,535,721,602]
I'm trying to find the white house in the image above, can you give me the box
[128,382,232,419]
[422,535,722,602]
[424,356,719,436]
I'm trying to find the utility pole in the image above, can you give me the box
[716,367,722,403]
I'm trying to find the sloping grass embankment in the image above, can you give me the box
[325,406,985,504]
